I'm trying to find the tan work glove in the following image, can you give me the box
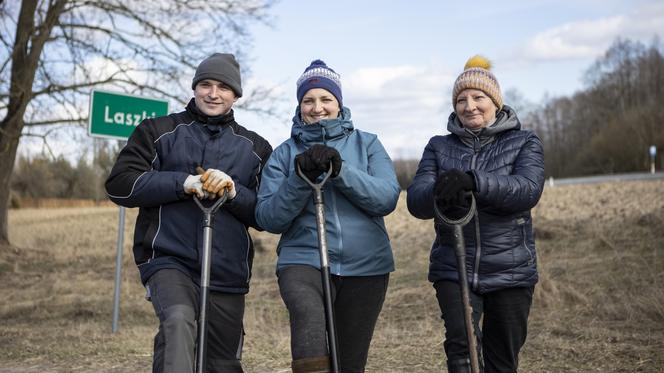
[200,168,236,199]
[183,174,211,199]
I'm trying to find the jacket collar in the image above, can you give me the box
[446,105,521,148]
[185,98,236,128]
[290,106,355,144]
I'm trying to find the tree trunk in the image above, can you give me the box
[0,0,67,247]
[0,116,22,246]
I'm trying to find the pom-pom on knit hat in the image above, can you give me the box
[296,60,342,108]
[452,55,503,110]
[191,53,242,97]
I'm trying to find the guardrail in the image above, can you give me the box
[546,171,664,187]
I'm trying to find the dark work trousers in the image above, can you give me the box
[434,281,534,373]
[147,269,245,373]
[278,265,389,373]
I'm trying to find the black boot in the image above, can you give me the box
[448,357,472,373]
[291,356,330,373]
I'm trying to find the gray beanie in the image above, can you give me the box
[191,53,242,97]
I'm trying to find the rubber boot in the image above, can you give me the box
[447,357,472,373]
[291,355,330,373]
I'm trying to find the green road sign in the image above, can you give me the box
[89,90,169,140]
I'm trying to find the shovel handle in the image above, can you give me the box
[194,188,227,373]
[434,191,476,227]
[296,160,340,373]
[193,166,229,215]
[193,191,228,216]
[433,191,481,373]
[296,161,334,189]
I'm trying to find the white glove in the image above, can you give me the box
[201,168,236,199]
[183,174,211,199]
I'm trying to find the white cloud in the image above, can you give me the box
[521,3,664,61]
[343,65,457,159]
[238,64,459,159]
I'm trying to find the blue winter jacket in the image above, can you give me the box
[105,101,272,293]
[407,106,544,294]
[255,107,400,276]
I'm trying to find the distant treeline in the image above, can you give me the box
[522,38,664,178]
[10,142,118,205]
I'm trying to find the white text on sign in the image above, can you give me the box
[104,106,157,126]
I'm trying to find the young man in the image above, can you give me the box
[105,53,272,373]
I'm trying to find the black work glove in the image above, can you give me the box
[294,151,322,182]
[295,144,342,182]
[434,169,475,208]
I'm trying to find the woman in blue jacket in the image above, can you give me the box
[256,60,400,373]
[407,56,545,373]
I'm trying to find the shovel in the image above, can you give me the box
[193,190,228,373]
[434,193,480,373]
[296,162,340,373]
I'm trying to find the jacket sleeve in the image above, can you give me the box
[224,138,273,230]
[406,138,438,220]
[332,135,400,217]
[255,145,313,233]
[105,118,190,208]
[471,132,545,213]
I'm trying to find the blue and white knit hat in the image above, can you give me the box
[296,60,342,107]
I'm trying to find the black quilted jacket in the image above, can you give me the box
[407,106,545,294]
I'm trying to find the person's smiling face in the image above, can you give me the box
[300,88,340,124]
[194,79,238,117]
[455,89,498,130]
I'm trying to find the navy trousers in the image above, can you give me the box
[434,281,534,373]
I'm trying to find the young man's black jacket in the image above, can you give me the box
[105,103,272,293]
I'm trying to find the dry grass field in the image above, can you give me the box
[1,180,663,372]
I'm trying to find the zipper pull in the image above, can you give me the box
[473,137,481,153]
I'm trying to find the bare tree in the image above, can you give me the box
[0,0,276,246]
[529,37,664,178]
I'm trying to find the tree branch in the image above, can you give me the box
[24,117,87,127]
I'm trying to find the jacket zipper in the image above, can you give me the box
[470,137,482,292]
[518,218,534,264]
[323,135,343,275]
[330,189,343,275]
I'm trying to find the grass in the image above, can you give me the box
[1,180,663,372]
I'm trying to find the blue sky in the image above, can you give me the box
[239,0,664,158]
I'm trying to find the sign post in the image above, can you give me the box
[89,90,168,333]
[650,145,657,174]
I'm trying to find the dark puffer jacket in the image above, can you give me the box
[105,101,272,294]
[407,106,544,294]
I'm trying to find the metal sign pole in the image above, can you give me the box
[88,91,167,334]
[112,205,126,333]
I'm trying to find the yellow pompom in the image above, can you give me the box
[464,55,491,70]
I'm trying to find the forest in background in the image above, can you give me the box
[524,38,664,178]
[9,37,664,198]
[9,141,119,206]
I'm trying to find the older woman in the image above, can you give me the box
[256,60,400,373]
[407,56,545,373]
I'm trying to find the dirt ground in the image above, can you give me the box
[1,180,662,372]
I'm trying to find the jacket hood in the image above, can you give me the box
[290,106,355,144]
[447,105,521,147]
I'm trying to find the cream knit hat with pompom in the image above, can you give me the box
[452,55,503,110]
